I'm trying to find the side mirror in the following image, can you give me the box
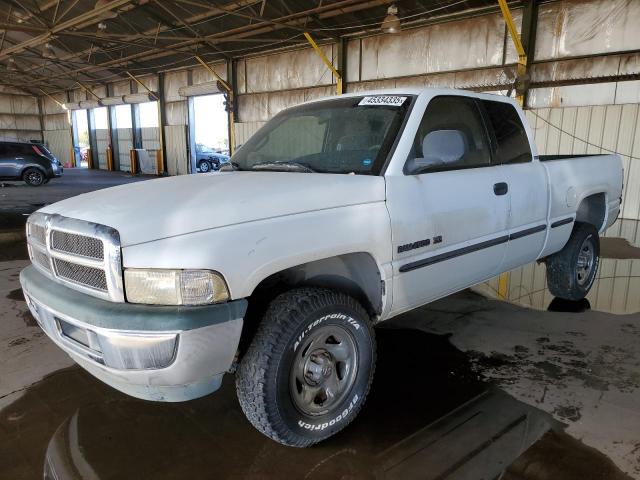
[406,129,466,174]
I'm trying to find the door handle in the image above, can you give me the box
[493,182,508,196]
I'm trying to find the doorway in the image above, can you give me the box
[188,94,229,173]
[71,109,90,168]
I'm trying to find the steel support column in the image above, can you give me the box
[157,72,168,174]
[304,32,343,95]
[498,0,527,106]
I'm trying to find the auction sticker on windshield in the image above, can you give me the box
[358,96,407,107]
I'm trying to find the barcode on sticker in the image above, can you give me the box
[358,96,407,107]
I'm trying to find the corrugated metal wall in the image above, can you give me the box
[164,125,189,176]
[95,129,109,169]
[117,128,133,171]
[41,93,72,165]
[42,129,71,166]
[235,122,265,147]
[525,105,640,220]
[0,92,42,142]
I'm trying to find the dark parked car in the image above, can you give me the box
[196,144,230,173]
[0,141,63,186]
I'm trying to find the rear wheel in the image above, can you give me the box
[546,222,600,301]
[236,287,376,447]
[23,168,45,186]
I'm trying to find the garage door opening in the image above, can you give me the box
[71,109,90,168]
[188,94,229,173]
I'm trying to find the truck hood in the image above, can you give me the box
[39,172,386,246]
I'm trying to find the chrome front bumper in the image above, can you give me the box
[20,265,246,402]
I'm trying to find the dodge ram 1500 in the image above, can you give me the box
[20,88,623,447]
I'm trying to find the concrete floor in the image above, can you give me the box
[0,169,638,479]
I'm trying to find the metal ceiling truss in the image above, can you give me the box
[0,0,407,94]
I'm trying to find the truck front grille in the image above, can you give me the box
[26,213,124,302]
[28,223,46,245]
[54,259,108,291]
[32,249,52,272]
[51,230,104,259]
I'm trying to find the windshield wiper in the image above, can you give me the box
[249,161,316,173]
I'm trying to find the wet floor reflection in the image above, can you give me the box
[2,329,554,480]
[483,218,640,315]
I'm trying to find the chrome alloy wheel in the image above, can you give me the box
[576,234,595,286]
[28,170,44,185]
[290,325,358,416]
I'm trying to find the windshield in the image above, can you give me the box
[197,144,214,153]
[231,95,413,175]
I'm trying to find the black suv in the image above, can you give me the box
[0,141,63,186]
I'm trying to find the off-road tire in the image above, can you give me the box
[236,287,376,447]
[23,168,45,186]
[546,222,600,301]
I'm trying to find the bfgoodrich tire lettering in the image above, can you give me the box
[546,222,600,301]
[236,287,376,447]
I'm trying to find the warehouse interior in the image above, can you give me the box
[1,0,640,478]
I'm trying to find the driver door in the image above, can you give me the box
[387,95,510,315]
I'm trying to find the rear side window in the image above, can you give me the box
[406,96,492,174]
[6,144,34,155]
[481,100,532,164]
[0,143,20,155]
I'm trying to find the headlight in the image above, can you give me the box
[124,269,229,305]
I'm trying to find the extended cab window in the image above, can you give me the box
[231,95,413,175]
[481,100,532,164]
[406,96,492,174]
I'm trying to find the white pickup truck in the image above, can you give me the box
[20,88,623,447]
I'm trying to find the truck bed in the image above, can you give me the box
[538,153,623,257]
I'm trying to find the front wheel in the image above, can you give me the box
[546,222,600,301]
[198,160,212,173]
[236,288,376,447]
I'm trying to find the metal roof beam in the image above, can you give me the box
[22,0,389,87]
[0,0,133,61]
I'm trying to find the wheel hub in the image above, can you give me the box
[290,324,358,416]
[576,235,595,286]
[303,351,333,384]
